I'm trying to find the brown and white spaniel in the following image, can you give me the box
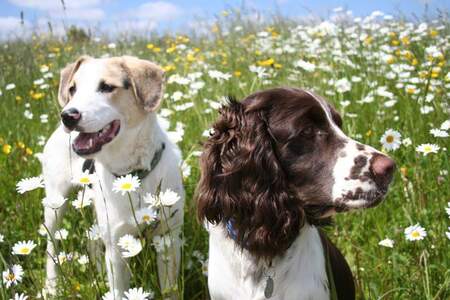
[196,88,395,300]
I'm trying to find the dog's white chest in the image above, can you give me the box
[207,225,330,300]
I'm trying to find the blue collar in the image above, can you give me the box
[226,219,238,241]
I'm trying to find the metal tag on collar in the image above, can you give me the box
[264,276,274,298]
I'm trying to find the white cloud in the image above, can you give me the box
[8,0,106,21]
[0,17,31,39]
[49,8,105,21]
[134,1,182,21]
[112,20,157,35]
[8,0,104,10]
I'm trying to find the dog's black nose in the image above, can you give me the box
[370,154,396,188]
[61,108,81,129]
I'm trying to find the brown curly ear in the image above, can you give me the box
[58,55,90,107]
[196,97,305,259]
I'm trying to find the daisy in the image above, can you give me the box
[12,240,37,255]
[86,224,101,241]
[54,229,69,240]
[123,287,154,300]
[153,235,172,253]
[430,129,449,138]
[11,292,28,300]
[294,59,316,72]
[118,235,142,258]
[2,264,23,288]
[60,252,74,265]
[335,78,351,93]
[40,65,49,73]
[42,195,67,209]
[0,234,4,243]
[16,176,44,194]
[416,143,440,155]
[249,65,268,78]
[72,197,93,209]
[112,174,140,195]
[5,83,16,90]
[145,189,181,207]
[131,207,158,225]
[38,224,47,236]
[440,120,450,130]
[404,224,427,241]
[402,138,412,146]
[380,129,402,151]
[446,227,450,240]
[445,202,450,218]
[102,290,120,300]
[78,254,89,265]
[11,293,28,300]
[71,170,96,186]
[159,189,181,206]
[378,238,394,248]
[208,70,232,81]
[72,189,94,209]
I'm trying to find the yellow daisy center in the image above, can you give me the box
[386,135,394,143]
[423,146,432,152]
[120,183,133,190]
[19,247,30,254]
[411,231,420,238]
[406,87,415,94]
[6,273,15,281]
[79,177,90,184]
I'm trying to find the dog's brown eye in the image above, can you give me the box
[301,126,315,137]
[68,84,76,96]
[98,81,116,93]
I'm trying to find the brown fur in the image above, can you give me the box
[196,88,346,259]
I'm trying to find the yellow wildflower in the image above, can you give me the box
[2,144,12,154]
[257,58,274,67]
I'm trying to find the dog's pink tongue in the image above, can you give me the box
[73,132,100,152]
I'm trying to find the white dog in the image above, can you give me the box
[40,56,184,298]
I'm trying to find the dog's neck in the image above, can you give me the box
[95,113,165,175]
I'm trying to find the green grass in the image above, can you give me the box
[0,10,449,300]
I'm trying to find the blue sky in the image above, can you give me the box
[0,0,448,38]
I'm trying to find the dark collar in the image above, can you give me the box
[112,142,166,180]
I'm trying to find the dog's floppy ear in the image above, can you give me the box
[58,55,89,107]
[195,96,304,259]
[121,56,165,112]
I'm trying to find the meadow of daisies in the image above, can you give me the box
[0,7,449,300]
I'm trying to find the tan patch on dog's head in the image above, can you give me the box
[58,55,91,107]
[118,56,165,112]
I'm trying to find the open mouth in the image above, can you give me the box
[72,120,120,155]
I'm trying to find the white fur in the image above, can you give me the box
[306,90,385,208]
[207,224,329,300]
[41,58,184,298]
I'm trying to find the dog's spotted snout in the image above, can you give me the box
[370,154,396,188]
[61,108,81,129]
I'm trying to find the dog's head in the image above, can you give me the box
[196,88,395,258]
[58,55,164,157]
